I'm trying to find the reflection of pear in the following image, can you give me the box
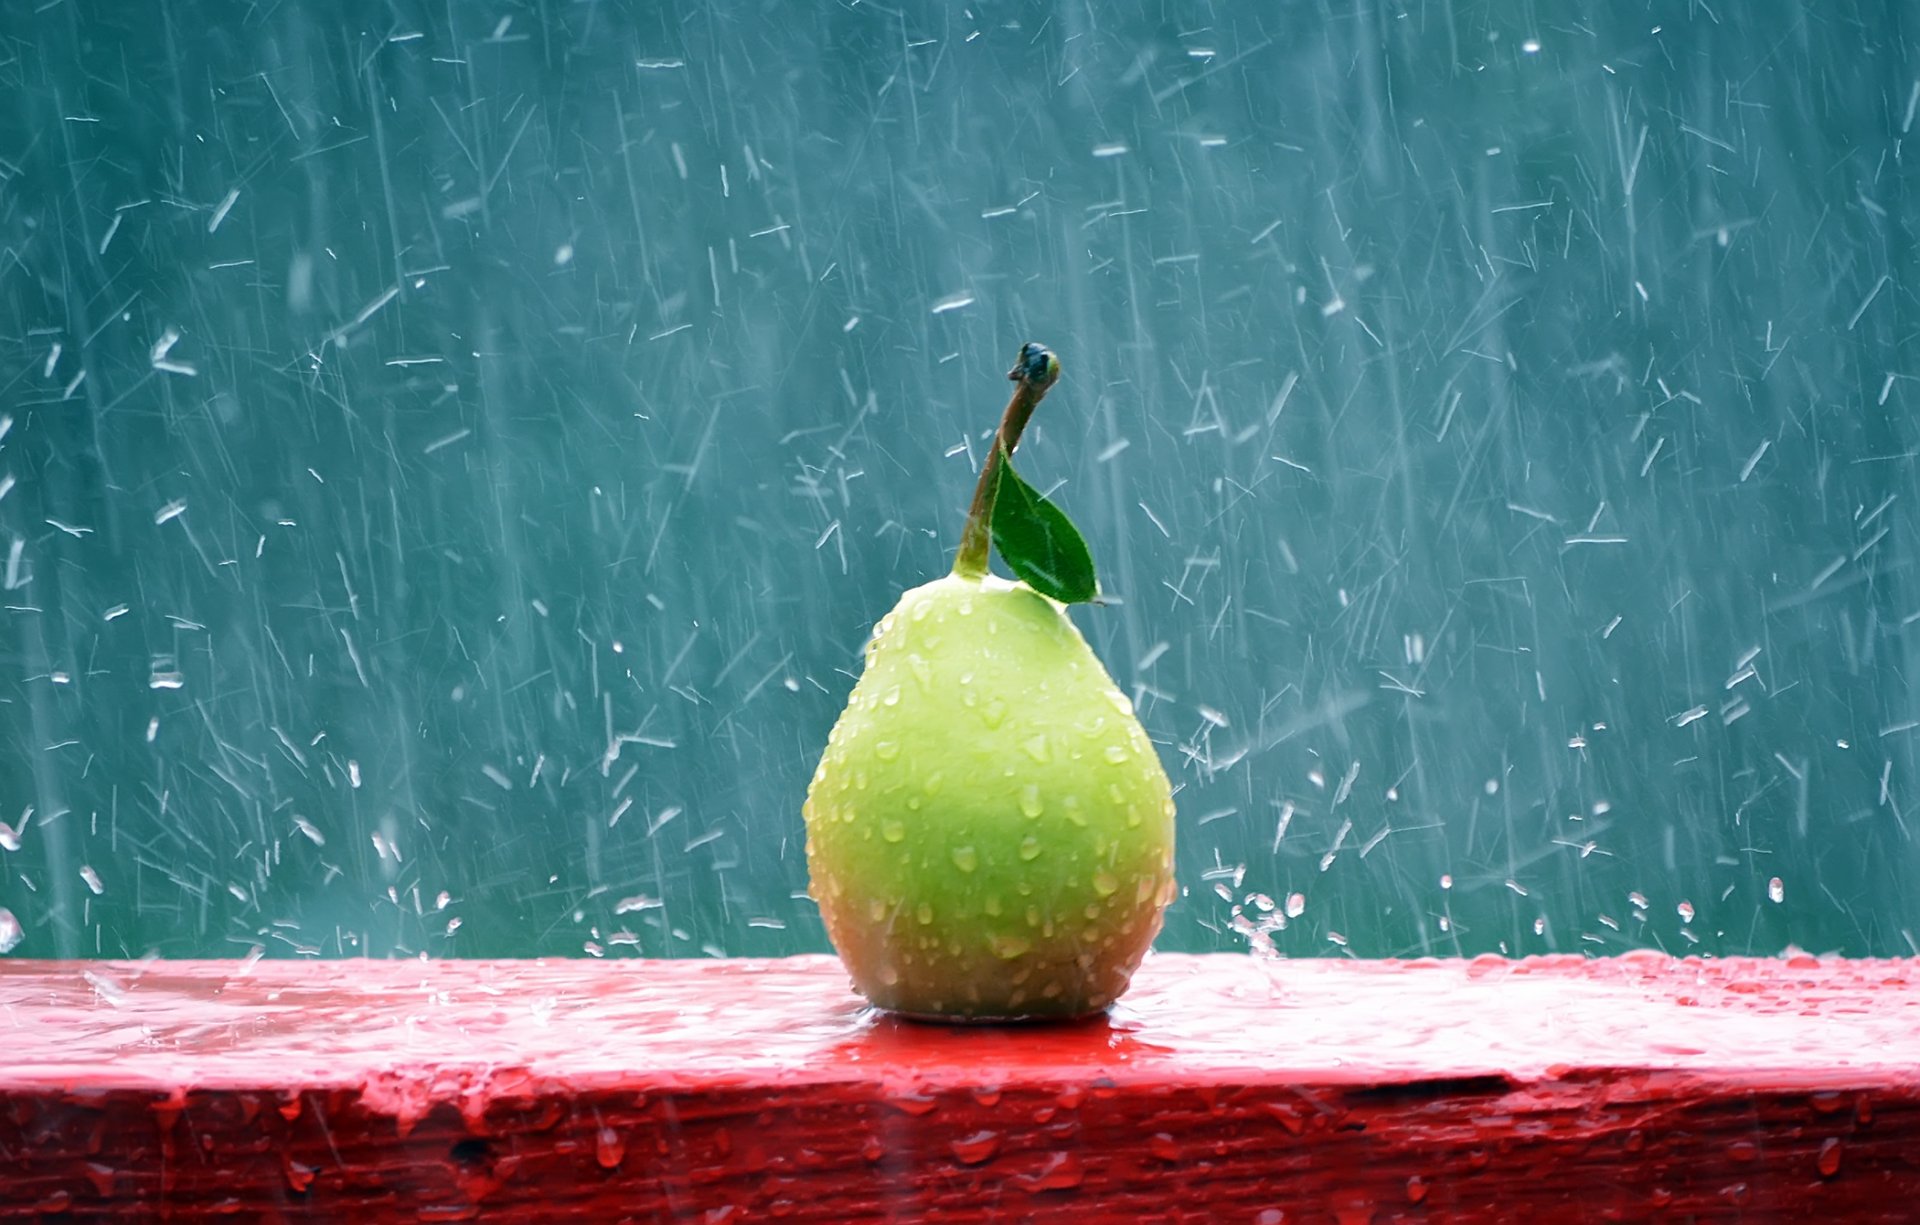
[804,572,1176,1020]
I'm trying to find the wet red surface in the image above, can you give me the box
[2,952,1917,1221]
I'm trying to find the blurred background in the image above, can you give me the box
[1,1,1915,961]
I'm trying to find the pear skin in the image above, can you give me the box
[804,573,1177,1020]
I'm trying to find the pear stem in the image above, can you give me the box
[952,343,1061,579]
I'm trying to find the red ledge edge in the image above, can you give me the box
[2,952,1918,1222]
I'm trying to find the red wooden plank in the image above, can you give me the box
[2,952,1917,1221]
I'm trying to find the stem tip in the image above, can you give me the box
[1008,342,1061,391]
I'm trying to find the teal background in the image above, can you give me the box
[2,2,1915,960]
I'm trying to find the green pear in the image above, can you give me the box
[804,344,1175,1020]
[804,573,1175,1020]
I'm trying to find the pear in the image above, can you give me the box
[803,345,1177,1021]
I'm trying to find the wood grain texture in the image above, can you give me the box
[2,952,1918,1221]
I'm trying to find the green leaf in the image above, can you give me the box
[991,455,1098,604]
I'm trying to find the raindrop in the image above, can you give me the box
[1768,877,1784,904]
[0,908,20,954]
[950,1130,1000,1166]
[1284,892,1305,918]
[1018,1151,1085,1191]
[1677,900,1696,923]
[1818,1138,1842,1178]
[951,846,978,873]
[595,1127,626,1169]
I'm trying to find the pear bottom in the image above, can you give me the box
[803,574,1177,1022]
